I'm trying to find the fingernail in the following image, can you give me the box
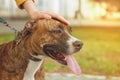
[47,16,51,19]
[65,21,70,25]
[67,21,70,25]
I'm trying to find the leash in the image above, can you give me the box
[0,17,41,62]
[0,17,21,44]
[0,18,19,34]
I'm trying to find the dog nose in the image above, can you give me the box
[73,41,83,49]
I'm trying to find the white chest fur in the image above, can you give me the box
[23,60,43,80]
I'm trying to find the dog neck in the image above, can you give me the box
[16,36,45,80]
[18,43,42,62]
[16,32,44,61]
[18,41,45,80]
[18,39,45,80]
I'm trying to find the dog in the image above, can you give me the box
[0,19,83,80]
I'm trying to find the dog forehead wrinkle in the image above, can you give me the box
[47,20,62,29]
[37,19,66,32]
[39,19,60,31]
[35,20,49,32]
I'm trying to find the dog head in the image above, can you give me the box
[21,19,83,75]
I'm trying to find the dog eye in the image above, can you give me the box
[54,30,62,34]
[49,29,63,34]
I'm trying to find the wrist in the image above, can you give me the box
[23,0,37,16]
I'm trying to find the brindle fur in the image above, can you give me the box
[0,19,71,80]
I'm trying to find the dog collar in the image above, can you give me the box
[15,31,42,62]
[18,43,42,62]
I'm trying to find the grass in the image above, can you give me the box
[72,27,120,76]
[0,33,15,44]
[0,27,120,76]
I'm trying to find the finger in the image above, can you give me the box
[38,13,52,19]
[46,12,70,25]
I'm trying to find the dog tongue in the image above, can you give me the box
[65,55,81,76]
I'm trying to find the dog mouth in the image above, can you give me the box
[43,45,67,65]
[43,44,81,76]
[46,51,67,65]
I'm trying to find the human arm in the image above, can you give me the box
[15,0,70,25]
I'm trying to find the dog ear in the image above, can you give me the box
[22,19,38,36]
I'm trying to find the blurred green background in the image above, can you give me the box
[0,26,120,76]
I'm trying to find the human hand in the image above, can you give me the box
[29,11,70,25]
[23,0,70,25]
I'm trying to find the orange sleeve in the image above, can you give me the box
[15,0,34,9]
